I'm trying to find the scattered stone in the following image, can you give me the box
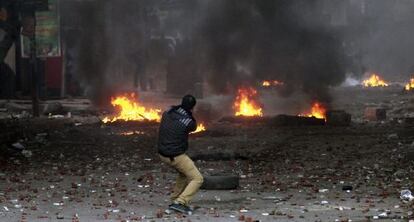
[56,213,64,219]
[21,150,32,158]
[387,133,398,139]
[400,189,414,202]
[11,142,25,150]
[342,185,353,191]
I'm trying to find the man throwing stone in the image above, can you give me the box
[158,95,203,214]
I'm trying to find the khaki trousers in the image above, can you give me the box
[160,154,203,206]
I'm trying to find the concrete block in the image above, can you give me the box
[364,107,386,121]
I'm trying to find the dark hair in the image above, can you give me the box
[181,94,196,111]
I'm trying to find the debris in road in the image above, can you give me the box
[49,114,65,119]
[342,185,353,191]
[400,189,414,202]
[0,89,413,221]
[387,133,398,139]
[321,200,329,205]
[378,212,388,218]
[214,196,221,201]
[56,213,64,219]
[262,196,282,200]
[11,142,25,150]
[21,149,32,158]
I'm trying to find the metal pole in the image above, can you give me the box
[30,10,39,117]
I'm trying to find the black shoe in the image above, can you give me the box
[169,203,193,215]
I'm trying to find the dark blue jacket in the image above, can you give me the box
[158,106,197,157]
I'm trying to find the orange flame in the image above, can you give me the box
[102,93,161,123]
[262,80,284,87]
[190,123,206,134]
[234,87,263,117]
[262,81,271,87]
[363,74,389,87]
[301,102,326,119]
[405,78,414,91]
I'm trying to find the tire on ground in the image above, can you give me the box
[200,175,239,190]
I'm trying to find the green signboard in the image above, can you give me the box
[21,0,61,58]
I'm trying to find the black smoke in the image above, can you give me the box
[197,0,346,104]
[70,1,110,106]
[62,0,347,106]
[62,0,146,106]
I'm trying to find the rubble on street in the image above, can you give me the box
[0,87,414,221]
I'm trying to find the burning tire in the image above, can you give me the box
[201,175,239,190]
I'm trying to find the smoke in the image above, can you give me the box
[62,0,349,105]
[62,0,348,105]
[75,1,110,106]
[350,0,414,80]
[197,0,347,104]
[62,0,414,107]
[63,0,146,106]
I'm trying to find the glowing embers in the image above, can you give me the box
[363,74,389,87]
[405,78,414,91]
[262,80,284,87]
[190,123,206,134]
[300,102,327,120]
[233,87,263,117]
[102,93,161,123]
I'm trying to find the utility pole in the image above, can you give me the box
[20,0,48,117]
[29,9,39,117]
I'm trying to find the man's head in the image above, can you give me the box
[181,94,196,111]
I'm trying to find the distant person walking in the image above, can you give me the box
[157,95,203,214]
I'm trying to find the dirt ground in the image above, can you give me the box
[0,87,414,222]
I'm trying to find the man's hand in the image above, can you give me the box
[188,117,197,132]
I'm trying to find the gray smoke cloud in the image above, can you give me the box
[61,0,414,106]
[196,0,347,104]
[348,0,414,80]
[62,0,146,106]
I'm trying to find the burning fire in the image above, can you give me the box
[262,81,271,87]
[234,87,263,117]
[405,78,414,91]
[190,123,206,134]
[262,80,284,87]
[363,74,389,87]
[301,102,326,119]
[102,93,161,123]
